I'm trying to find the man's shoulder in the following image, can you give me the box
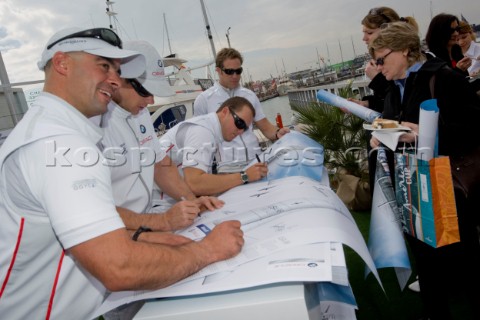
[235,86,258,99]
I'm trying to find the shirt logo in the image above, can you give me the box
[140,125,146,134]
[72,179,97,191]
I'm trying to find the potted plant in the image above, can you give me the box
[291,83,371,210]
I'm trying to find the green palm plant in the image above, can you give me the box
[291,82,369,184]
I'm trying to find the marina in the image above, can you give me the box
[1,1,480,319]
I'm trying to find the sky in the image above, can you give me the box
[0,0,479,88]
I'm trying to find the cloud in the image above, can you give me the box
[1,0,479,85]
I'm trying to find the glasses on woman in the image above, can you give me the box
[229,109,247,130]
[376,50,393,66]
[450,26,461,33]
[128,79,152,97]
[47,28,122,50]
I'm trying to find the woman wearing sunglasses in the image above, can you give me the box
[370,21,480,320]
[425,13,472,75]
[357,7,418,112]
[353,7,419,203]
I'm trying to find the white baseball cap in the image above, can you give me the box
[123,40,175,97]
[37,27,146,78]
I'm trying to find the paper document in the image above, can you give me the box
[316,89,381,122]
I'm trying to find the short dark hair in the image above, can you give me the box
[215,48,243,69]
[216,96,255,118]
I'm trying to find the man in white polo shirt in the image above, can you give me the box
[162,96,268,196]
[96,40,224,235]
[193,47,290,165]
[0,27,244,320]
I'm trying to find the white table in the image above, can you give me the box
[134,283,316,320]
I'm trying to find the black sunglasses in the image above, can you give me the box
[375,50,393,66]
[221,67,243,75]
[450,26,461,33]
[229,109,247,130]
[128,79,152,97]
[47,28,123,50]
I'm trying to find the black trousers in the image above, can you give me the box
[406,187,480,320]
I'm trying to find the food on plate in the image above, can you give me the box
[372,118,399,129]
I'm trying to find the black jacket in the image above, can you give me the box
[362,73,389,113]
[382,57,480,156]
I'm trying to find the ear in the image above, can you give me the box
[50,51,69,75]
[218,106,229,120]
[403,49,409,57]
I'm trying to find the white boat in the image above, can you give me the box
[276,76,296,96]
[149,55,214,135]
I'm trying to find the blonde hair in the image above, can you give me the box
[458,21,477,42]
[369,22,424,67]
[215,48,243,69]
[362,7,419,32]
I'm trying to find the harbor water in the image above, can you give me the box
[260,95,295,127]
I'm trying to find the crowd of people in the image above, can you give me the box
[357,7,480,320]
[0,6,479,320]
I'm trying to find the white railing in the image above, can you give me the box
[287,78,372,108]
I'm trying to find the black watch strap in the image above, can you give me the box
[240,171,249,184]
[132,226,152,241]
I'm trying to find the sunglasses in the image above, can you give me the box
[128,79,152,97]
[375,50,393,66]
[47,28,123,50]
[229,109,247,130]
[368,8,391,23]
[450,26,461,33]
[221,67,243,75]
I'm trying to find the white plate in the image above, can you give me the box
[363,123,411,132]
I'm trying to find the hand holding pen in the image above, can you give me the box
[244,154,268,182]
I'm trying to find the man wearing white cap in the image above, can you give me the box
[99,39,227,320]
[0,27,244,320]
[96,40,224,236]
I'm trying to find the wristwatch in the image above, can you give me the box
[240,171,249,184]
[132,226,152,241]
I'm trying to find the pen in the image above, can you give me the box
[256,154,261,163]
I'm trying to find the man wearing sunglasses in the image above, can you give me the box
[193,47,290,167]
[95,39,223,226]
[0,28,244,320]
[96,39,228,319]
[161,96,268,196]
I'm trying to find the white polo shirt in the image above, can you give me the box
[193,81,265,162]
[95,102,166,213]
[0,93,124,320]
[160,112,224,174]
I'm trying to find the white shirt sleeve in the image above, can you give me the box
[19,136,124,249]
[193,93,209,116]
[178,125,216,173]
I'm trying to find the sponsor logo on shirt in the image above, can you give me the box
[139,135,153,146]
[72,179,97,191]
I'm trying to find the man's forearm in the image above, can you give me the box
[70,230,218,292]
[117,207,171,231]
[154,159,196,200]
[184,168,243,196]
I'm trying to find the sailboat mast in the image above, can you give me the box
[200,0,216,61]
[105,1,118,33]
[163,13,173,55]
